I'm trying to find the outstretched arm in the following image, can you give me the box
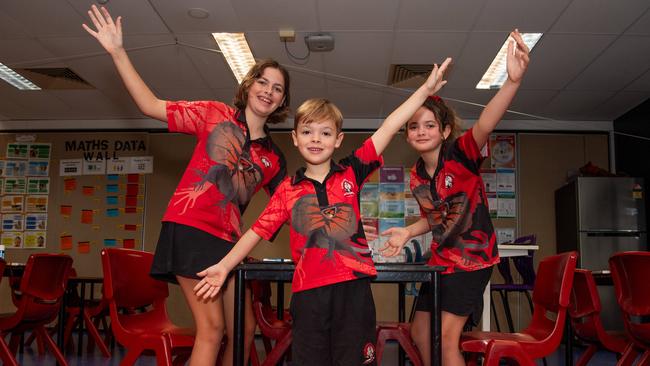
[472,29,530,149]
[380,218,429,257]
[371,57,452,156]
[83,5,167,122]
[193,229,263,300]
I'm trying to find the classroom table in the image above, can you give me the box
[232,262,445,366]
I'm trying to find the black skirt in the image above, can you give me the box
[150,222,235,284]
[415,266,493,326]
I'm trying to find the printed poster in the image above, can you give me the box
[27,177,50,194]
[60,159,82,176]
[25,213,47,230]
[7,143,28,159]
[24,231,46,248]
[82,160,106,175]
[25,195,48,212]
[2,232,24,248]
[28,143,51,159]
[4,161,26,177]
[489,134,516,169]
[27,160,49,176]
[4,178,26,194]
[1,195,24,213]
[129,156,154,174]
[2,214,24,231]
[107,158,130,175]
[496,169,516,193]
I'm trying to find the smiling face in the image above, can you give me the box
[245,67,286,119]
[405,106,451,153]
[292,119,344,167]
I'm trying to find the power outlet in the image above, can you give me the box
[279,29,295,42]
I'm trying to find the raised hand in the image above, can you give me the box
[82,5,123,55]
[506,29,530,84]
[379,227,411,257]
[424,57,452,96]
[193,262,229,300]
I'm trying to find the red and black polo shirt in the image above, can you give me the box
[252,138,383,292]
[163,100,286,243]
[410,128,499,274]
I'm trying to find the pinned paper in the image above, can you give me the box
[60,235,73,250]
[81,209,94,224]
[124,224,137,231]
[124,207,139,214]
[106,184,119,193]
[106,208,119,217]
[82,186,96,196]
[123,238,135,249]
[60,205,72,217]
[126,184,139,196]
[127,174,140,183]
[106,196,119,205]
[125,195,137,207]
[64,178,77,192]
[104,238,117,247]
[78,241,90,254]
[107,174,119,181]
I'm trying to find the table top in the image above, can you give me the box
[236,261,446,282]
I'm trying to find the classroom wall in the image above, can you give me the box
[0,130,610,331]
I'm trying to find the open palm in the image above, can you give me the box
[507,29,530,84]
[82,5,123,54]
[424,57,452,95]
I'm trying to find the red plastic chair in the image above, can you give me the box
[376,321,423,366]
[609,251,650,366]
[461,251,578,366]
[0,258,18,366]
[250,280,292,366]
[569,269,631,366]
[0,254,73,366]
[101,248,194,365]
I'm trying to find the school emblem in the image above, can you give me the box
[362,342,376,364]
[260,156,271,168]
[341,179,355,197]
[444,174,453,189]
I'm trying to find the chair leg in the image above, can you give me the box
[616,343,639,366]
[172,351,191,366]
[637,350,650,366]
[82,311,111,357]
[120,346,144,366]
[249,341,260,366]
[498,291,515,332]
[375,329,389,366]
[261,332,292,366]
[0,336,18,366]
[483,340,535,366]
[36,326,68,366]
[524,291,534,314]
[154,336,174,366]
[395,330,423,366]
[575,344,597,366]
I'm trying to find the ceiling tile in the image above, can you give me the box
[68,0,170,35]
[551,0,650,34]
[391,32,468,64]
[626,9,650,35]
[475,0,572,32]
[0,1,85,37]
[325,87,383,119]
[318,0,400,30]
[397,0,483,31]
[542,90,615,120]
[322,32,393,86]
[567,35,650,92]
[521,33,616,90]
[232,0,318,32]
[587,91,649,120]
[625,68,650,91]
[148,0,240,33]
[0,8,28,39]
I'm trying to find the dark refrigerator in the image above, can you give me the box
[556,177,647,331]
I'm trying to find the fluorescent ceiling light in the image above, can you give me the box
[212,33,256,84]
[0,62,41,90]
[476,33,542,90]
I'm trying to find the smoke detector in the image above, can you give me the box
[304,33,335,52]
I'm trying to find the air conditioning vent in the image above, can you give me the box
[388,64,434,88]
[15,67,93,90]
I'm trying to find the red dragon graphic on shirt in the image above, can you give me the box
[412,184,490,267]
[291,194,370,262]
[173,121,263,215]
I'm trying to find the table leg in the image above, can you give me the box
[234,269,245,366]
[482,280,491,331]
[77,283,86,357]
[398,283,405,366]
[566,316,573,366]
[277,282,284,320]
[431,272,442,366]
[57,287,67,365]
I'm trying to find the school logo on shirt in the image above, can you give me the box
[444,174,454,189]
[341,179,355,197]
[362,342,376,364]
[260,156,271,168]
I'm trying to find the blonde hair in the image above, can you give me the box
[294,98,343,132]
[233,59,291,125]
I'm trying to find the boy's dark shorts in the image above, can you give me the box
[150,222,235,284]
[415,266,493,326]
[290,278,377,365]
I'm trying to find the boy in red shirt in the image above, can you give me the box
[194,58,451,365]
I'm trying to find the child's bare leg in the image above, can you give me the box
[441,311,469,366]
[177,276,225,366]
[222,275,256,365]
[411,310,431,366]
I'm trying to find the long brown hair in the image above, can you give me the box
[422,96,460,141]
[233,59,291,125]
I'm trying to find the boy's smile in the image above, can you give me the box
[292,119,344,168]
